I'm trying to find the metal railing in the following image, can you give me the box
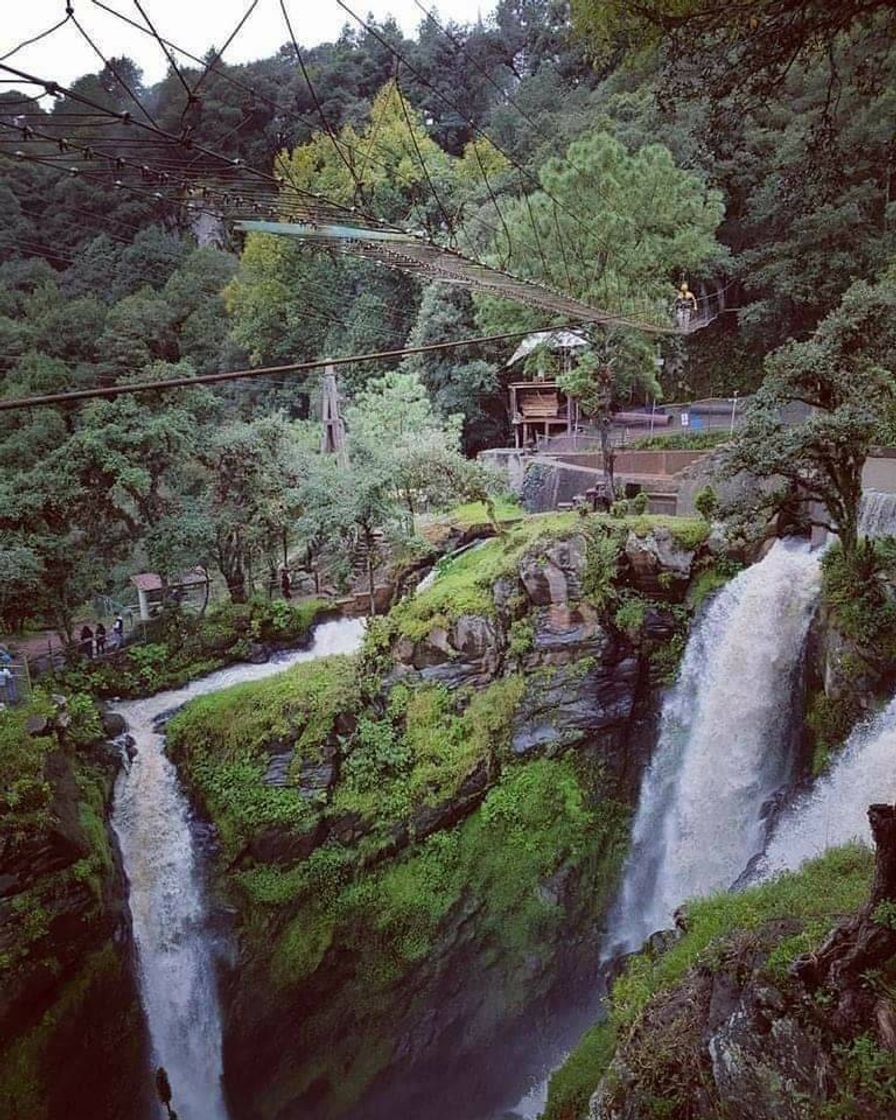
[0,657,31,707]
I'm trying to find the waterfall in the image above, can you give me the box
[605,540,821,953]
[859,490,896,539]
[111,618,365,1120]
[758,697,896,876]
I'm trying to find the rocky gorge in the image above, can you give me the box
[5,508,896,1120]
[158,511,739,1118]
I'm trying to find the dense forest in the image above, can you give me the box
[2,0,893,640]
[4,6,896,1120]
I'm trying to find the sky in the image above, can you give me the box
[2,0,494,89]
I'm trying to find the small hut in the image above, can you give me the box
[130,569,209,620]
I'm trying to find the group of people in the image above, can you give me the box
[0,643,16,707]
[79,615,124,659]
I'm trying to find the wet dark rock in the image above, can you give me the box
[624,528,697,597]
[246,641,270,664]
[409,760,491,840]
[26,714,54,737]
[263,751,293,787]
[101,710,127,738]
[248,825,321,865]
[327,810,371,845]
[512,657,639,757]
[519,536,587,606]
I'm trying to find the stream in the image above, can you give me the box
[111,619,365,1120]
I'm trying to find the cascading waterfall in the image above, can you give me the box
[111,618,365,1120]
[758,696,896,877]
[859,490,896,539]
[605,539,821,954]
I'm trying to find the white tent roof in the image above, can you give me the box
[507,329,588,366]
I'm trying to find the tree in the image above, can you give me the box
[403,284,503,452]
[558,328,660,501]
[201,417,310,602]
[571,1,895,107]
[723,273,896,561]
[474,130,725,333]
[345,369,464,529]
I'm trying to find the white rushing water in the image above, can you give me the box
[111,618,365,1120]
[605,540,821,953]
[859,490,896,539]
[759,695,896,877]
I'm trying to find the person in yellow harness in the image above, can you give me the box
[674,282,698,331]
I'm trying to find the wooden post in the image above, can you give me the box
[321,366,348,469]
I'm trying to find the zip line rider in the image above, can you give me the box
[674,282,698,331]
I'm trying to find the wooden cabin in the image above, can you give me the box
[509,381,577,449]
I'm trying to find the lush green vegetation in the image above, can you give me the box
[0,691,117,984]
[166,653,360,858]
[240,756,630,1115]
[387,512,708,643]
[629,432,730,452]
[52,597,326,700]
[544,844,875,1119]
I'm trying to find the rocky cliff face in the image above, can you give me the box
[165,512,726,1120]
[588,809,896,1120]
[0,700,151,1120]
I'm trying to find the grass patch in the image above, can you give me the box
[444,496,524,527]
[549,844,874,1117]
[543,1021,617,1120]
[167,653,361,857]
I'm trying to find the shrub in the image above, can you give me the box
[694,485,718,521]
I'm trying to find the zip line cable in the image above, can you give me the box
[0,8,73,63]
[69,11,160,128]
[75,0,587,283]
[330,0,598,282]
[0,61,396,232]
[0,323,583,412]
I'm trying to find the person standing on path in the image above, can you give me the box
[79,624,94,659]
[0,663,16,705]
[112,615,124,649]
[95,622,107,656]
[280,568,292,600]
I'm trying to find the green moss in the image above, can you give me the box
[0,944,138,1120]
[444,497,524,527]
[614,594,648,633]
[822,540,896,661]
[508,617,535,656]
[612,845,871,1031]
[686,557,743,613]
[543,1022,617,1120]
[391,511,706,644]
[167,653,360,857]
[549,845,874,1117]
[330,676,525,830]
[807,690,863,776]
[270,756,625,990]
